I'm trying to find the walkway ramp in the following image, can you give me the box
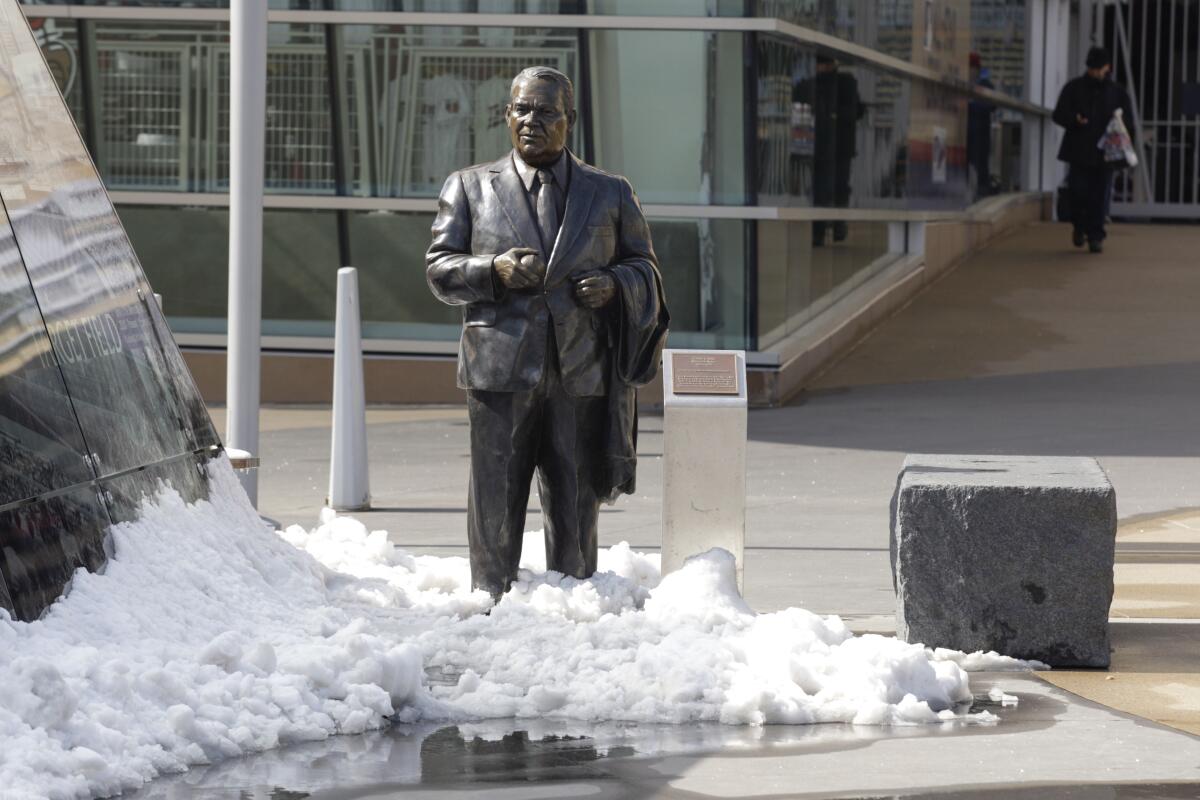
[813,221,1200,389]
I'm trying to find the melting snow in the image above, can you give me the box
[0,458,1036,800]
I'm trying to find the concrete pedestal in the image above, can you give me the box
[661,350,747,591]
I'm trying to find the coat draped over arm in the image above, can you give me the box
[600,259,669,503]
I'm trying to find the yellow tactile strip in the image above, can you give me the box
[1039,623,1200,737]
[1039,510,1200,737]
[1112,509,1200,619]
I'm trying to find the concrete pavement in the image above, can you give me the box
[199,220,1200,796]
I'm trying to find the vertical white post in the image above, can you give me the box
[907,221,927,257]
[661,350,747,592]
[1024,0,1048,194]
[887,221,907,255]
[329,267,370,511]
[226,0,268,507]
[1045,0,1072,194]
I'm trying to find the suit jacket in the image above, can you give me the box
[427,150,664,397]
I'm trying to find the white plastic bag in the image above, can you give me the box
[1098,108,1138,168]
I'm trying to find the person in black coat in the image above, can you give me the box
[1052,46,1136,253]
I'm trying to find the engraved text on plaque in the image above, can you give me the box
[671,352,739,395]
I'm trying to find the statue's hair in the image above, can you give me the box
[510,66,575,113]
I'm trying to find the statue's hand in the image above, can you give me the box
[519,253,547,282]
[573,270,616,309]
[494,247,544,290]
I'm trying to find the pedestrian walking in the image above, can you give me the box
[1052,47,1136,253]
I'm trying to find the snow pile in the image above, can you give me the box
[0,463,432,800]
[0,458,1034,799]
[415,548,978,726]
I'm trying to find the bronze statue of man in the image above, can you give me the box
[427,66,669,600]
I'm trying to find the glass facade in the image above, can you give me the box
[0,0,219,621]
[17,0,1049,355]
[756,220,891,350]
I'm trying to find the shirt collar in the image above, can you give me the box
[512,149,570,192]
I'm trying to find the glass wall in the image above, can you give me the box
[20,0,1046,356]
[41,17,747,203]
[756,220,891,350]
[971,0,1027,100]
[335,25,583,197]
[756,37,1018,211]
[16,1,768,11]
[759,36,912,209]
[589,30,747,205]
[122,204,752,347]
[970,0,1028,198]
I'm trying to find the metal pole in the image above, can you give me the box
[1113,7,1155,203]
[226,0,268,507]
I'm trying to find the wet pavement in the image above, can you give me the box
[125,675,1200,799]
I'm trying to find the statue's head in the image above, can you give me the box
[506,66,576,167]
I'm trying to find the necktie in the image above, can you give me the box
[535,168,559,258]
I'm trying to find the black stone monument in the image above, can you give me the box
[0,0,221,621]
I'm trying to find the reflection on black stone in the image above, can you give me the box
[146,298,221,451]
[10,189,196,475]
[0,566,13,617]
[0,1,208,478]
[0,203,94,507]
[420,726,605,783]
[0,487,109,622]
[100,452,212,524]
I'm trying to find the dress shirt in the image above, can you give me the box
[512,149,570,225]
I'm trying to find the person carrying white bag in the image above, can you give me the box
[1052,47,1137,253]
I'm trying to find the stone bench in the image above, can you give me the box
[890,455,1117,667]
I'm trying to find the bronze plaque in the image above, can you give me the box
[671,352,739,395]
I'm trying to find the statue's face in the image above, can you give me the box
[506,77,575,167]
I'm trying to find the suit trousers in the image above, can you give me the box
[465,333,606,598]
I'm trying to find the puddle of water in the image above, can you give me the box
[121,680,1198,800]
[122,684,1040,799]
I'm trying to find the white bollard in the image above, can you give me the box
[660,349,748,592]
[329,267,370,511]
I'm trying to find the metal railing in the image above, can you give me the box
[1093,0,1200,218]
